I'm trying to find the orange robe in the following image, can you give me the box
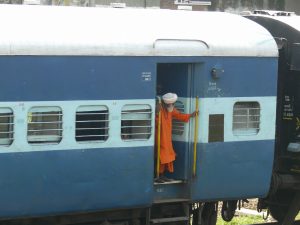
[155,108,191,173]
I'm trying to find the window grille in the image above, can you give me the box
[0,108,14,146]
[174,0,189,4]
[121,104,152,140]
[172,101,185,136]
[233,102,260,135]
[76,106,109,142]
[28,107,63,144]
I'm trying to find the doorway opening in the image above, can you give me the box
[155,63,194,182]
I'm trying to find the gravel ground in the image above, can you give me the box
[241,199,258,210]
[218,199,258,211]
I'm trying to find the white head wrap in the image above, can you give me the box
[162,93,178,104]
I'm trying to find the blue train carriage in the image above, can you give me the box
[0,5,278,225]
[245,11,300,224]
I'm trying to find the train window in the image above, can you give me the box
[172,101,185,136]
[233,102,260,135]
[0,108,14,146]
[27,107,63,144]
[76,106,109,142]
[121,104,152,140]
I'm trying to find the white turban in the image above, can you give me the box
[162,93,178,104]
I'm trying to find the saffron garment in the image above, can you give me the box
[155,107,192,173]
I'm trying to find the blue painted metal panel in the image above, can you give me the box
[191,140,275,201]
[157,63,191,97]
[156,57,277,98]
[0,56,276,101]
[0,56,156,101]
[0,147,153,218]
[195,57,278,98]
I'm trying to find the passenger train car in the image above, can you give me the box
[245,11,300,225]
[0,5,278,225]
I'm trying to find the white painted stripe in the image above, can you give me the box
[172,96,277,143]
[0,99,155,153]
[0,96,276,153]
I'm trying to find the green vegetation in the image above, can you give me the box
[217,215,265,225]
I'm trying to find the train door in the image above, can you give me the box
[156,63,194,181]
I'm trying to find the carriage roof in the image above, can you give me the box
[259,15,300,32]
[0,5,277,57]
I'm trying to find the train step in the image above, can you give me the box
[154,179,184,185]
[150,216,189,224]
[148,201,190,225]
[154,180,188,201]
[153,198,190,204]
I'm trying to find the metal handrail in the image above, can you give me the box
[28,121,63,124]
[76,120,109,123]
[121,119,152,121]
[77,112,109,115]
[0,131,14,134]
[156,96,162,178]
[76,134,108,138]
[0,123,14,125]
[153,38,210,49]
[0,137,14,140]
[121,125,151,129]
[0,115,13,118]
[122,111,151,114]
[30,113,63,116]
[76,127,109,130]
[193,97,199,177]
[28,128,63,132]
[121,132,151,136]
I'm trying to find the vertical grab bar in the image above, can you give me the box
[156,97,162,178]
[193,96,199,177]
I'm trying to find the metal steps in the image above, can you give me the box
[153,198,190,204]
[150,216,189,224]
[148,199,190,225]
[154,180,185,185]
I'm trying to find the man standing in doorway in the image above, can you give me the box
[155,93,198,183]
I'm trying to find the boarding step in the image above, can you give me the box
[149,200,190,225]
[154,180,184,185]
[153,198,190,204]
[150,216,189,224]
[154,180,188,200]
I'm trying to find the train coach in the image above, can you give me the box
[245,11,300,225]
[0,5,278,225]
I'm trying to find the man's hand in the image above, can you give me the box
[191,110,199,117]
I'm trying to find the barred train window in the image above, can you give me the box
[233,102,260,135]
[172,101,185,136]
[121,104,152,140]
[0,108,14,146]
[27,107,63,144]
[76,106,109,142]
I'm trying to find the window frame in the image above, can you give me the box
[0,108,14,146]
[232,101,261,136]
[27,106,63,144]
[121,104,152,141]
[75,105,109,143]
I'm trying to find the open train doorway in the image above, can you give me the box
[156,63,195,182]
